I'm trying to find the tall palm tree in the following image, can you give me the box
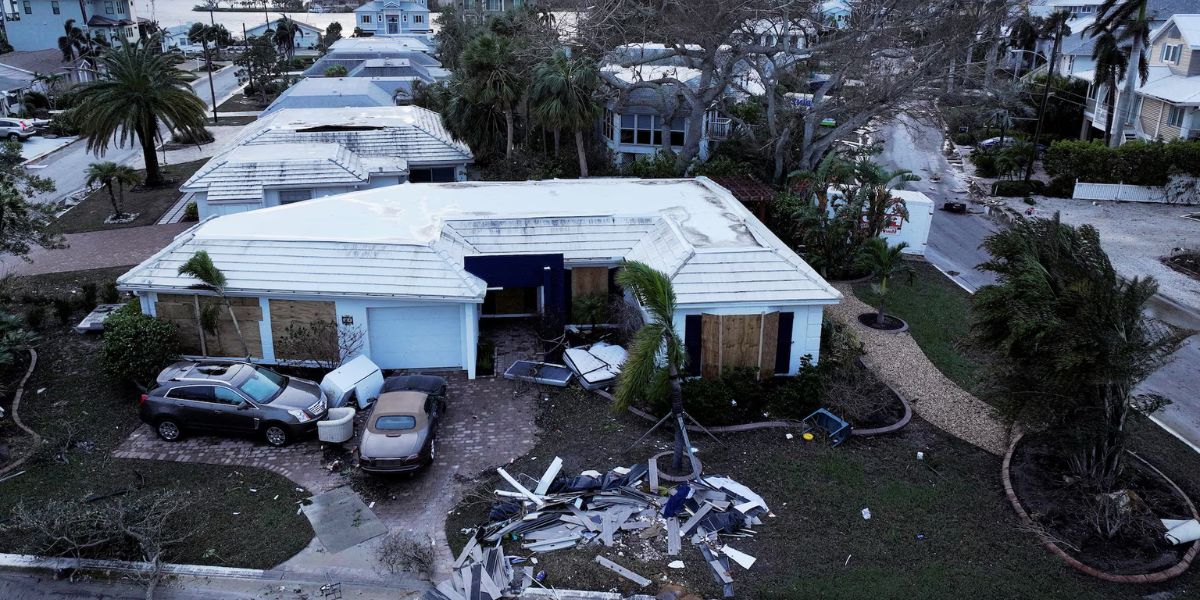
[1007,12,1043,75]
[1091,30,1129,145]
[1089,0,1150,147]
[177,251,249,359]
[530,51,601,177]
[73,40,209,187]
[1024,10,1071,182]
[85,161,142,218]
[854,238,913,327]
[613,261,690,472]
[273,16,304,61]
[57,19,87,62]
[459,33,524,158]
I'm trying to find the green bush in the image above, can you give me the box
[991,179,1045,197]
[101,282,121,304]
[1043,139,1200,186]
[182,201,199,221]
[80,283,98,311]
[969,149,998,177]
[102,302,179,386]
[953,132,975,146]
[692,156,754,178]
[571,293,608,325]
[324,65,348,77]
[52,297,74,325]
[624,151,682,179]
[1046,175,1075,198]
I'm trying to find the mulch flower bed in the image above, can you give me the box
[1162,253,1200,281]
[857,313,908,331]
[1008,434,1195,576]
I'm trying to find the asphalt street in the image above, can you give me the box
[877,113,1200,452]
[24,64,242,206]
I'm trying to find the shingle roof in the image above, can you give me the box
[120,179,840,306]
[180,143,407,204]
[231,106,474,166]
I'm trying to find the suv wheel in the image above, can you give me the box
[156,419,183,442]
[264,424,289,447]
[6,133,17,141]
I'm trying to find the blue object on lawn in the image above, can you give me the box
[802,408,852,447]
[662,484,691,518]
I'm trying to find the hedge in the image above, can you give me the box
[102,301,179,387]
[1043,139,1200,186]
[991,180,1045,197]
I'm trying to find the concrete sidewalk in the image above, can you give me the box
[0,223,191,277]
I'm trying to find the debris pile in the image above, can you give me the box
[427,457,770,599]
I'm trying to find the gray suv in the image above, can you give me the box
[139,360,328,447]
[0,118,34,141]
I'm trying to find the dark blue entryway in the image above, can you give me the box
[464,254,566,322]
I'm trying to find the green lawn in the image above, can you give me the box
[854,261,989,394]
[0,267,313,569]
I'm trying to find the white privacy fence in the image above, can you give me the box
[1072,180,1199,205]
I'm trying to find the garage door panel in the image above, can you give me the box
[367,306,462,369]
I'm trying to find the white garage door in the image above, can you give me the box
[367,305,463,369]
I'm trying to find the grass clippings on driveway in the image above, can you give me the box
[446,387,1200,600]
[0,267,313,569]
[52,159,208,235]
[854,261,989,394]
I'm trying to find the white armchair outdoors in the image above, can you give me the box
[317,407,356,444]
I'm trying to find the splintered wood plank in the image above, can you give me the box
[594,556,650,587]
[648,457,659,493]
[680,502,713,534]
[666,517,681,555]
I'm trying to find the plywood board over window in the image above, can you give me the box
[700,312,779,379]
[154,294,263,358]
[571,267,610,298]
[269,299,336,360]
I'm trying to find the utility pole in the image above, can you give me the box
[207,8,219,124]
[1025,12,1068,183]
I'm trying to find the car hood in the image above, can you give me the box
[269,377,323,410]
[360,428,428,459]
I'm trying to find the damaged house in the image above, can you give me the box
[118,178,841,378]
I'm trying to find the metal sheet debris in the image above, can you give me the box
[594,555,651,587]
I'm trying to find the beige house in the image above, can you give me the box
[1081,14,1200,142]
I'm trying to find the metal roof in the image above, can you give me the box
[121,179,840,307]
[261,78,404,116]
[180,143,408,204]
[228,106,474,166]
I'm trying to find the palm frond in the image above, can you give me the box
[177,250,227,293]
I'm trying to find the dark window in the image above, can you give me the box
[51,1,59,15]
[117,1,125,14]
[684,315,702,377]
[105,1,114,15]
[409,167,455,183]
[375,415,416,430]
[774,312,794,375]
[167,386,216,402]
[22,1,31,15]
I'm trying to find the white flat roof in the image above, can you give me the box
[121,178,840,306]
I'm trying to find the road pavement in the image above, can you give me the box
[0,570,421,600]
[876,113,1200,452]
[23,64,242,206]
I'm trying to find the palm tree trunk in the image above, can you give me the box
[668,364,685,472]
[574,129,588,178]
[192,296,208,356]
[140,122,163,187]
[504,109,515,158]
[875,277,888,327]
[1103,87,1117,146]
[224,298,250,359]
[1110,1,1147,148]
[553,129,560,157]
[106,183,120,217]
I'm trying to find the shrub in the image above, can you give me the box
[23,305,45,330]
[1046,175,1075,198]
[969,149,998,178]
[171,127,214,145]
[1043,139,1200,186]
[953,132,975,146]
[571,293,608,326]
[624,151,682,178]
[274,320,365,370]
[677,364,823,426]
[692,156,755,177]
[47,109,81,136]
[324,64,348,77]
[80,283,98,311]
[101,282,121,304]
[101,302,179,386]
[0,312,35,368]
[182,201,199,221]
[52,297,74,325]
[991,179,1045,197]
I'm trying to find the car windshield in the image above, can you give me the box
[375,415,417,431]
[237,366,287,403]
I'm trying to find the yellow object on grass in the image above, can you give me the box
[802,432,815,441]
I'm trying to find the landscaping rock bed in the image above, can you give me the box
[1005,433,1199,580]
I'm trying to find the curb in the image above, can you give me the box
[20,136,80,166]
[1001,433,1199,583]
[851,389,912,437]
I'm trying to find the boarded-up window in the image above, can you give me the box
[269,300,336,360]
[571,267,610,298]
[154,294,263,358]
[699,313,779,379]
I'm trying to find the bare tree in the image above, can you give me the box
[274,320,366,370]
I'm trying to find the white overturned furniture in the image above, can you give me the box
[318,407,356,443]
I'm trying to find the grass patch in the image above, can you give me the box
[52,159,208,234]
[216,93,269,113]
[853,261,989,394]
[0,267,313,568]
[445,387,1200,599]
[207,114,260,126]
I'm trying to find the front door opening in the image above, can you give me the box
[482,287,541,318]
[386,14,400,34]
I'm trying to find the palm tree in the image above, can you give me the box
[1006,12,1043,75]
[177,251,249,359]
[613,261,690,472]
[459,33,524,158]
[57,19,86,62]
[1024,10,1071,182]
[273,16,304,61]
[1091,30,1129,145]
[530,51,601,177]
[851,158,919,239]
[85,161,142,218]
[73,40,209,188]
[854,238,913,327]
[1089,0,1150,147]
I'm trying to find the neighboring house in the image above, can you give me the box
[243,18,323,49]
[160,23,202,55]
[321,34,435,56]
[354,0,431,36]
[181,143,409,219]
[3,0,141,51]
[0,47,95,83]
[1042,0,1188,79]
[818,0,851,29]
[304,49,448,82]
[117,178,842,379]
[260,77,415,116]
[1030,0,1105,19]
[449,0,528,22]
[1079,13,1200,142]
[0,66,32,116]
[187,105,473,218]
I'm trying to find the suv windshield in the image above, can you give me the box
[237,367,287,403]
[375,415,416,431]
